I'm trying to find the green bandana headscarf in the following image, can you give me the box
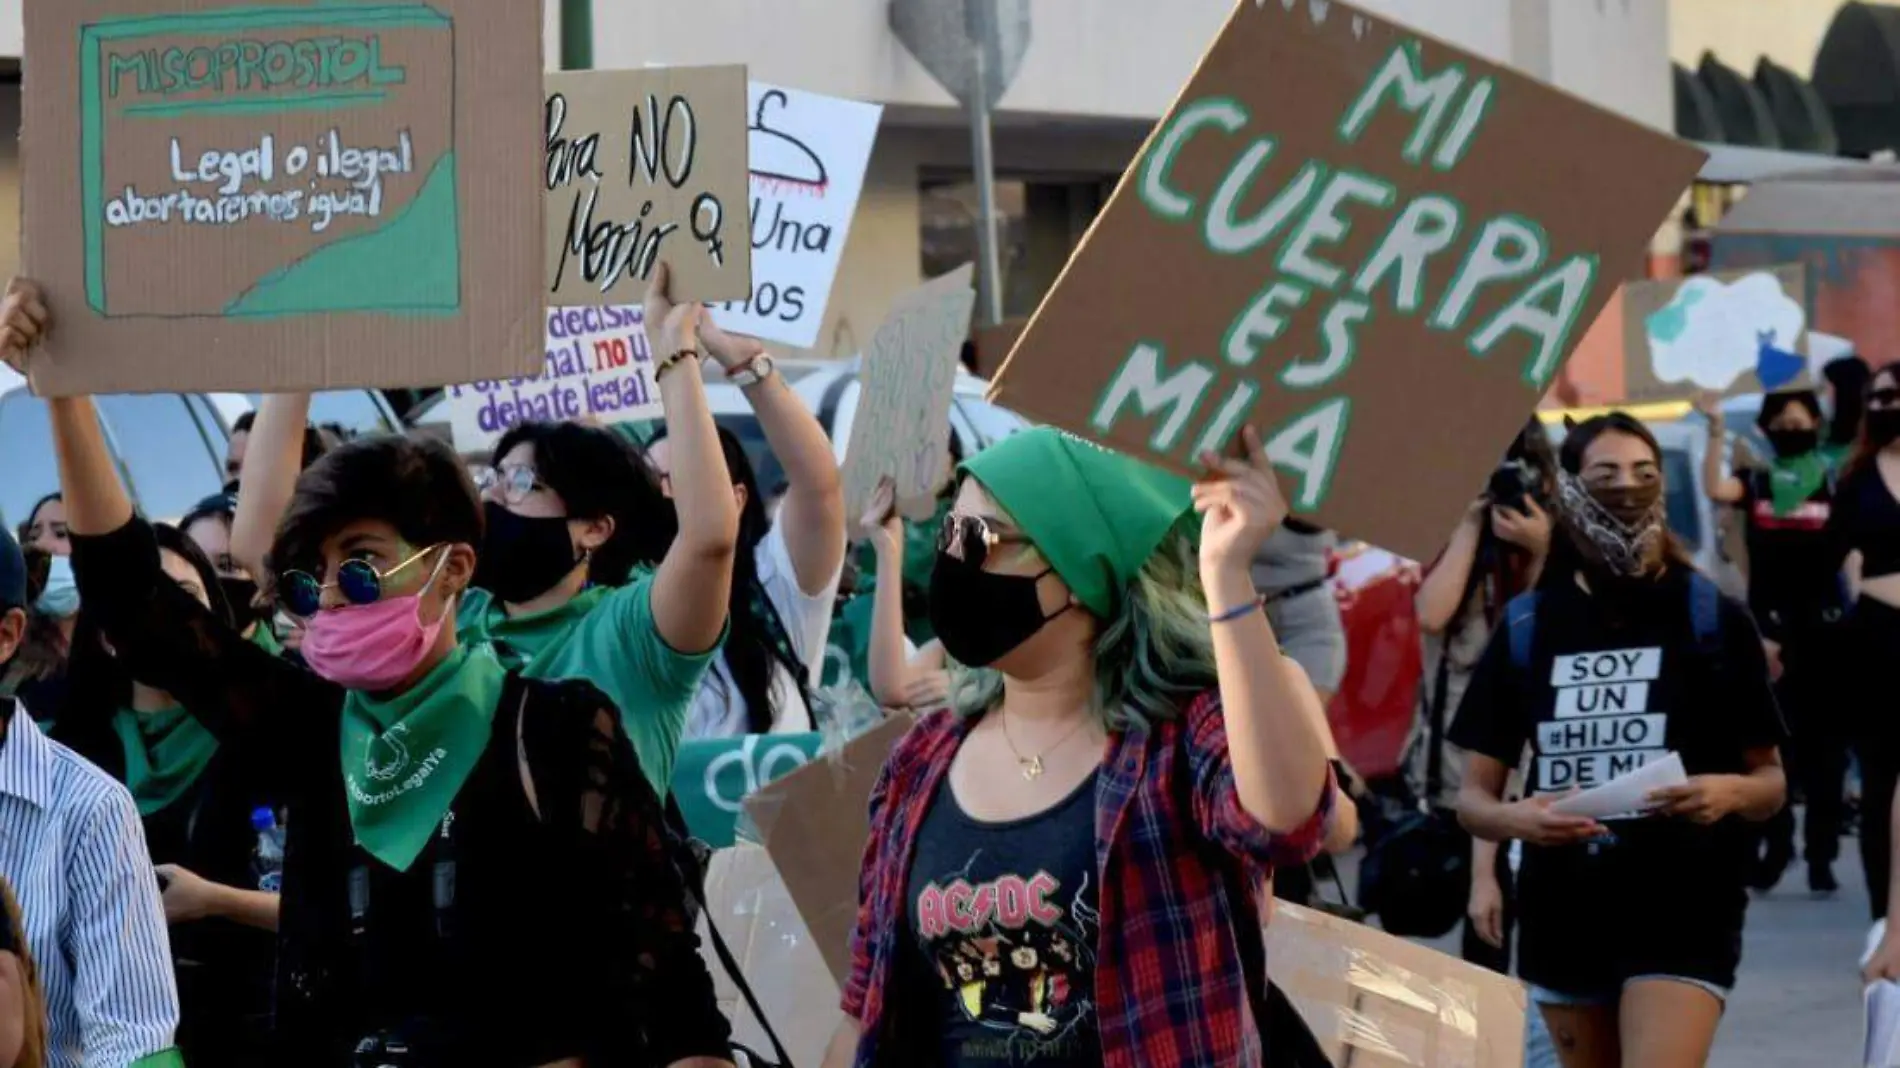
[248,622,284,658]
[1768,451,1831,517]
[960,428,1193,617]
[112,706,219,817]
[340,644,508,872]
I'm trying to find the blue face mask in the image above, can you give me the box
[36,555,78,619]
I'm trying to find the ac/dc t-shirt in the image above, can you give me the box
[1448,571,1785,993]
[902,770,1102,1067]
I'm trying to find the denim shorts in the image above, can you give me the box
[1530,974,1730,1007]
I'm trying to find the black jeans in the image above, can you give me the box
[1758,619,1849,871]
[1850,600,1900,919]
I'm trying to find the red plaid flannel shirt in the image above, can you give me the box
[840,692,1334,1067]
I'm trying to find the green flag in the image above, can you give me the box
[670,732,824,848]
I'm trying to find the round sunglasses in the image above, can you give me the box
[277,544,443,618]
[471,463,548,506]
[937,513,1032,570]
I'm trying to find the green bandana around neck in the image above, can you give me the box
[340,644,508,872]
[1768,451,1830,517]
[960,428,1193,617]
[112,706,219,817]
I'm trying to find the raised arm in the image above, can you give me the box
[644,264,740,655]
[862,479,949,710]
[229,393,313,577]
[1695,392,1747,505]
[701,318,846,595]
[1416,502,1485,634]
[1195,428,1331,832]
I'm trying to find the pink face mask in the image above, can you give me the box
[300,553,450,693]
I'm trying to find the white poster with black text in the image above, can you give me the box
[708,82,883,350]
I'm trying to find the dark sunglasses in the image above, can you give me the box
[937,513,1031,569]
[277,544,443,618]
[1870,387,1900,408]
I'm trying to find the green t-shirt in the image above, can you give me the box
[458,579,720,790]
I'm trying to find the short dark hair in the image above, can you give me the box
[180,493,239,538]
[491,421,671,586]
[1756,389,1823,432]
[228,413,330,471]
[269,434,482,577]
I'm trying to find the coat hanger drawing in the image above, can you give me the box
[748,89,829,192]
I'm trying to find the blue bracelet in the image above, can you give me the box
[1209,597,1264,625]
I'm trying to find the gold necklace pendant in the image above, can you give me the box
[1020,755,1044,781]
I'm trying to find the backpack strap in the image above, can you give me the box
[1686,571,1722,656]
[1505,590,1542,673]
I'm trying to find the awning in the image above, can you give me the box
[1694,142,1877,184]
[1675,62,1725,143]
[1814,1,1900,157]
[1754,56,1839,155]
[1699,52,1781,148]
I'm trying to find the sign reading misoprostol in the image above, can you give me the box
[988,0,1705,561]
[23,0,544,397]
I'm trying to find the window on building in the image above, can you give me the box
[920,176,1107,318]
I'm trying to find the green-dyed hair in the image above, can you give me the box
[948,519,1217,731]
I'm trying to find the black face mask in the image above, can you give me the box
[474,501,584,604]
[1869,408,1900,448]
[219,576,262,627]
[928,551,1068,668]
[1766,428,1819,459]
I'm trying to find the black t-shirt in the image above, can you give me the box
[1739,468,1846,636]
[1448,571,1785,992]
[1831,464,1900,579]
[903,770,1102,1067]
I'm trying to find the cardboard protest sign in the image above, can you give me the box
[544,66,750,306]
[440,305,660,454]
[708,83,883,348]
[743,713,915,988]
[1269,902,1527,1068]
[987,0,1705,561]
[695,845,845,1065]
[1621,265,1811,402]
[22,0,544,397]
[840,265,977,527]
[671,732,824,849]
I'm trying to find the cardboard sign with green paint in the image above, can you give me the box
[986,0,1705,562]
[23,0,544,396]
[671,732,824,848]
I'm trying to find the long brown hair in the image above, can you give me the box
[1,876,47,1068]
[1846,360,1900,480]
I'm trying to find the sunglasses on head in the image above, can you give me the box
[937,513,1031,570]
[277,544,443,618]
[472,464,547,505]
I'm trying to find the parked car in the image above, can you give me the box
[0,365,399,529]
[787,358,1030,473]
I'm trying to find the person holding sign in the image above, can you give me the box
[822,426,1335,1068]
[1452,413,1787,1068]
[1697,388,1850,895]
[646,316,847,741]
[1,281,736,1068]
[47,523,284,1068]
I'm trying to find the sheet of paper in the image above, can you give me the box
[1867,980,1900,1067]
[1547,752,1686,820]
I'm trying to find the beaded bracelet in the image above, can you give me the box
[654,348,699,383]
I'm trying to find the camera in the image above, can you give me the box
[1487,459,1539,513]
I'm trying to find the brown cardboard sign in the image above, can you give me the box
[742,713,915,989]
[840,265,977,529]
[1269,902,1527,1068]
[1620,265,1811,403]
[544,66,751,306]
[986,0,1705,561]
[22,0,545,397]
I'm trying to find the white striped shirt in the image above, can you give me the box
[0,700,181,1068]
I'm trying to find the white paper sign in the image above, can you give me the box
[1548,751,1687,820]
[443,306,662,453]
[708,83,884,349]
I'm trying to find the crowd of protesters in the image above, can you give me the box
[0,244,1893,1068]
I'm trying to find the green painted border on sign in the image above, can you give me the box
[78,3,453,314]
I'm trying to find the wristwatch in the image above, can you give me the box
[725,352,776,388]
